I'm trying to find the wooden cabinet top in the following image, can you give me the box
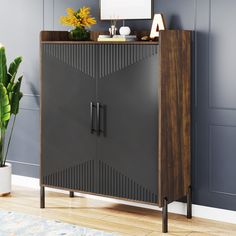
[40,30,189,45]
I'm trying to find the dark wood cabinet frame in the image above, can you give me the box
[40,30,192,233]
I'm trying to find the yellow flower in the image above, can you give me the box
[60,6,96,28]
[60,8,79,27]
[77,7,90,19]
[66,8,75,17]
[81,16,96,28]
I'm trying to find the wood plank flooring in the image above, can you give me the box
[0,186,236,235]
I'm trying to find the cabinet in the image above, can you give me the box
[40,30,191,233]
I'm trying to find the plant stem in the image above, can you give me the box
[4,115,16,166]
[0,131,3,167]
[0,128,5,167]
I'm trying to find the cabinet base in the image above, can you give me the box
[187,186,192,219]
[69,191,74,198]
[162,198,168,233]
[40,186,45,209]
[40,187,193,233]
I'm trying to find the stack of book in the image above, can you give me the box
[98,35,137,42]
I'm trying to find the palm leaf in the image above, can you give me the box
[8,57,22,77]
[7,72,17,94]
[0,83,11,129]
[10,76,23,115]
[7,57,22,88]
[0,47,7,87]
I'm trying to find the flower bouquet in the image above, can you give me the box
[60,6,96,41]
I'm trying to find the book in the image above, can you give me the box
[98,35,137,42]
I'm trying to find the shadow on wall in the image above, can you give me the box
[169,15,183,29]
[29,82,40,107]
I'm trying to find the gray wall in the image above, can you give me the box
[1,0,236,211]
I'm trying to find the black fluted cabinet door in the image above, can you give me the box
[41,43,159,203]
[96,44,159,203]
[41,44,97,192]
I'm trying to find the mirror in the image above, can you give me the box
[100,0,152,20]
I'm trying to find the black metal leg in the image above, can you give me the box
[69,191,74,198]
[40,186,45,209]
[187,186,192,219]
[162,198,168,233]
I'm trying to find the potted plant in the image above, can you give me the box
[0,43,23,195]
[60,6,96,41]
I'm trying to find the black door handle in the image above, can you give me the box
[90,102,96,134]
[96,103,106,137]
[96,102,101,136]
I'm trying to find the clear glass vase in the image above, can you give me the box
[69,27,90,41]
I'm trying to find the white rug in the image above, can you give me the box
[0,210,118,236]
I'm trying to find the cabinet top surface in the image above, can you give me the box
[41,41,159,45]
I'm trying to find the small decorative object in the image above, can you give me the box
[98,35,136,42]
[98,35,111,39]
[141,35,151,41]
[109,20,117,37]
[0,44,23,196]
[60,7,96,41]
[150,14,166,39]
[119,26,131,36]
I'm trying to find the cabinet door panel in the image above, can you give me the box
[97,44,159,203]
[41,44,97,192]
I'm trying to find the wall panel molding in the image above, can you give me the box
[20,94,40,111]
[9,162,39,178]
[208,0,236,110]
[43,0,54,30]
[209,124,236,196]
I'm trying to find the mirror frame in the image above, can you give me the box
[99,0,153,20]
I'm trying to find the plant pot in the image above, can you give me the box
[69,27,90,41]
[0,163,11,196]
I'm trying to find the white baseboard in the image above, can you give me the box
[12,175,236,224]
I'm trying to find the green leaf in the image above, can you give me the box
[0,83,11,129]
[6,57,22,88]
[7,72,17,94]
[10,76,23,115]
[0,47,7,87]
[8,57,22,77]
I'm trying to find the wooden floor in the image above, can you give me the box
[0,186,236,236]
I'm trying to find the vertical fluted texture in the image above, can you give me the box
[43,160,157,204]
[43,43,158,79]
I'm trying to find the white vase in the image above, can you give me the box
[119,26,131,36]
[0,163,11,195]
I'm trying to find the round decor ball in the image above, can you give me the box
[119,26,131,36]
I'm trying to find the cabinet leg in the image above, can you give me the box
[187,186,192,219]
[162,198,168,233]
[40,186,45,209]
[69,191,74,198]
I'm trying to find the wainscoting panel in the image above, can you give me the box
[209,0,236,109]
[209,125,236,196]
[0,0,43,178]
[0,0,43,95]
[7,106,40,166]
[7,98,40,178]
[43,0,54,30]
